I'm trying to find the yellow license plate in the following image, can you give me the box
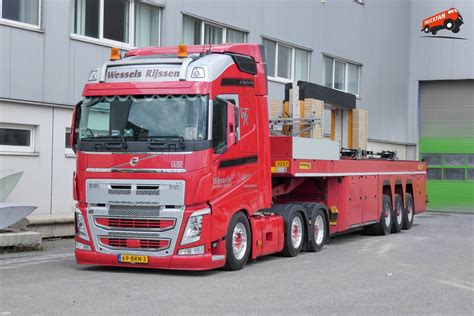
[118,254,148,264]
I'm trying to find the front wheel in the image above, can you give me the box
[423,26,430,33]
[224,212,251,271]
[445,19,455,30]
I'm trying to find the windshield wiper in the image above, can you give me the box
[137,136,185,150]
[81,136,128,149]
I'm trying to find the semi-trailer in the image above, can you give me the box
[71,44,426,271]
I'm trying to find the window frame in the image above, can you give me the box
[71,0,163,49]
[422,153,474,181]
[181,13,248,45]
[0,0,42,31]
[262,37,311,83]
[0,123,35,153]
[323,54,361,97]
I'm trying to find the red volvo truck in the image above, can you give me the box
[70,44,426,271]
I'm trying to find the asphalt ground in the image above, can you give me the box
[0,212,473,315]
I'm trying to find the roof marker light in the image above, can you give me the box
[110,47,121,61]
[178,44,188,58]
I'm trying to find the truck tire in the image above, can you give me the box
[301,202,328,252]
[281,210,305,257]
[373,194,392,236]
[402,193,415,230]
[391,194,403,233]
[452,26,460,33]
[224,212,251,271]
[308,208,327,252]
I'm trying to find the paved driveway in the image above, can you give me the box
[1,212,473,314]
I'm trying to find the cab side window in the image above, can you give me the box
[212,100,227,153]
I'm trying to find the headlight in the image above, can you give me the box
[181,208,210,245]
[88,69,99,81]
[73,206,90,241]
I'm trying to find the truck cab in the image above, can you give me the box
[71,44,272,270]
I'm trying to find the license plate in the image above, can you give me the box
[118,254,148,264]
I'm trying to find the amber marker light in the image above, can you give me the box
[178,44,188,58]
[110,47,121,61]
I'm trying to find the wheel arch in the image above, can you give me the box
[394,181,404,206]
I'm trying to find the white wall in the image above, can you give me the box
[0,101,75,216]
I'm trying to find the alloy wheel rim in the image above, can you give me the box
[384,205,391,227]
[408,203,414,222]
[291,216,303,248]
[314,215,325,245]
[232,223,247,260]
[397,205,402,225]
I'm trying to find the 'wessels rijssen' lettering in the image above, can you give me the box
[106,69,180,80]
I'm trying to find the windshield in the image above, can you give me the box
[79,95,208,141]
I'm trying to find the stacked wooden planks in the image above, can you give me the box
[352,108,368,150]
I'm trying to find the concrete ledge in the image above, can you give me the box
[26,213,74,238]
[0,230,42,250]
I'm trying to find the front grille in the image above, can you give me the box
[100,237,170,251]
[136,186,160,196]
[107,231,162,239]
[95,217,175,231]
[108,205,162,218]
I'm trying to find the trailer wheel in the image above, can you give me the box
[391,194,403,233]
[224,212,251,271]
[423,26,430,33]
[281,211,305,257]
[402,193,415,230]
[308,209,327,252]
[373,194,392,236]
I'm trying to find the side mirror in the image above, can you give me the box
[70,100,82,153]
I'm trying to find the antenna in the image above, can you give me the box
[206,42,212,55]
[199,44,206,57]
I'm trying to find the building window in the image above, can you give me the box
[182,14,247,45]
[73,0,162,47]
[323,55,361,96]
[0,124,35,153]
[422,153,474,181]
[0,0,41,27]
[262,38,310,82]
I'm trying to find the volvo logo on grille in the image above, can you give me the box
[130,157,139,166]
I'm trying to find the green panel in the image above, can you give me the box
[420,138,474,154]
[427,181,474,212]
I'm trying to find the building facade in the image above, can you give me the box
[0,0,472,222]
